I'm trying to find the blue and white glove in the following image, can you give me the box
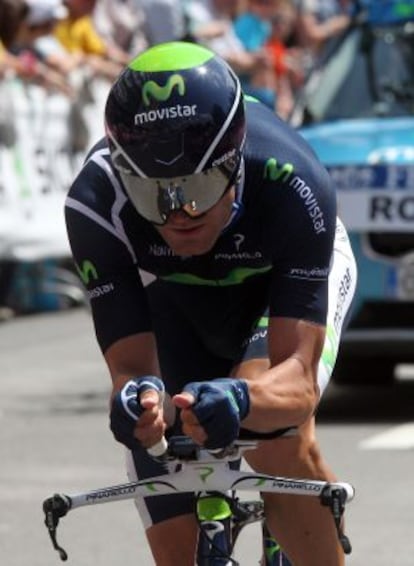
[182,378,250,450]
[110,376,165,450]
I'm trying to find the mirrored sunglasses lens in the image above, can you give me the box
[120,167,232,224]
[120,172,163,224]
[182,200,202,217]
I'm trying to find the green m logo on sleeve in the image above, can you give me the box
[264,158,294,183]
[76,260,98,285]
[142,74,186,106]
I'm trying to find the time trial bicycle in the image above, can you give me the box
[43,435,355,565]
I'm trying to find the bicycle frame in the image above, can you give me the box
[43,436,355,564]
[195,492,290,566]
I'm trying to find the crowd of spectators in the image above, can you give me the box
[0,0,356,116]
[0,0,356,320]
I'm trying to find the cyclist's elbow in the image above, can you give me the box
[291,389,318,427]
[245,378,318,432]
[291,373,319,425]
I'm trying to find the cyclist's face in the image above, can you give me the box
[155,187,235,256]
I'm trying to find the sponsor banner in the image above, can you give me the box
[0,77,108,261]
[338,191,414,231]
[328,164,414,191]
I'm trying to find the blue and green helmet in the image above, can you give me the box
[105,41,245,182]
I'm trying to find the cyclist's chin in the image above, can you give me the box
[157,193,234,255]
[161,227,218,256]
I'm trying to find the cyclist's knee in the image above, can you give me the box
[245,418,329,478]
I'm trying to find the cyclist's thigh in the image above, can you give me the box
[146,515,198,566]
[318,218,357,394]
[126,442,195,527]
[243,419,344,566]
[242,417,327,477]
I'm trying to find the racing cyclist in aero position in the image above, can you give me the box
[65,41,357,565]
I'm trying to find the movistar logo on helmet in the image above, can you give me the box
[135,74,197,125]
[142,74,185,106]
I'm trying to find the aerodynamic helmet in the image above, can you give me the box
[105,41,246,224]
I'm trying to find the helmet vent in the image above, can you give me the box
[154,134,184,166]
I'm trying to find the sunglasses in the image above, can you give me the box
[119,163,240,225]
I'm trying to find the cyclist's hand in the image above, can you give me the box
[110,376,166,450]
[173,378,250,450]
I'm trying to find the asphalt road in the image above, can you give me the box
[1,308,414,565]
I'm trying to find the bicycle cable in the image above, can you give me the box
[196,492,239,566]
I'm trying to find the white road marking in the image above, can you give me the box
[359,423,414,450]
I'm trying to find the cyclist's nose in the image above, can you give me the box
[165,210,188,225]
[166,209,202,225]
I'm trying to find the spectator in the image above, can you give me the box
[233,0,274,52]
[0,0,29,49]
[0,0,33,82]
[53,0,125,80]
[265,0,303,117]
[93,0,148,57]
[141,0,187,44]
[186,0,277,109]
[0,1,77,319]
[362,0,414,25]
[26,0,67,25]
[4,0,73,95]
[297,0,352,58]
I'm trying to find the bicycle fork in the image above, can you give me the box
[261,522,291,566]
[195,493,291,566]
[196,493,233,565]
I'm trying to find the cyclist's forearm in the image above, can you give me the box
[104,333,162,398]
[241,358,319,433]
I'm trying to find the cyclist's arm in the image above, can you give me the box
[232,316,325,433]
[233,142,336,433]
[104,333,171,448]
[65,153,162,396]
[104,332,161,398]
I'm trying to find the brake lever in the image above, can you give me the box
[43,494,72,561]
[321,486,352,554]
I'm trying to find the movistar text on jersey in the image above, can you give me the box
[289,176,326,234]
[134,104,197,125]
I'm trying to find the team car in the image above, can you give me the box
[290,3,414,382]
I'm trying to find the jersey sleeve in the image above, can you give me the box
[263,141,337,325]
[65,158,152,353]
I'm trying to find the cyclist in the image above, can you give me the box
[65,41,357,565]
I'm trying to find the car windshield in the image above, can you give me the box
[292,22,414,125]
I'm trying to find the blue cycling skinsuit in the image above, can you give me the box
[65,98,357,527]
